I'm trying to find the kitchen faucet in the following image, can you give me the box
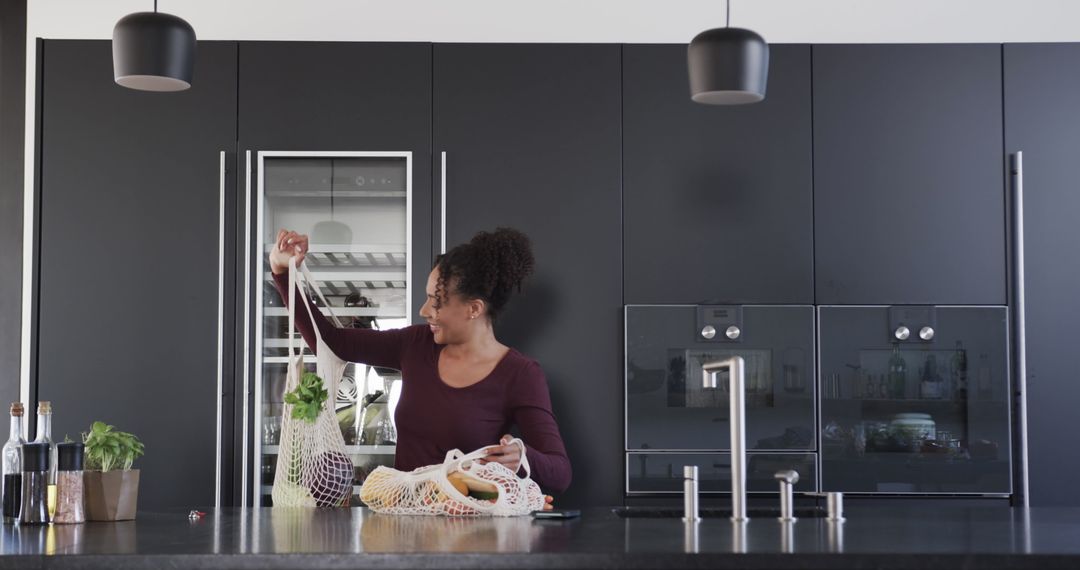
[702,356,747,522]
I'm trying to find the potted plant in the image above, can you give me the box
[82,421,145,521]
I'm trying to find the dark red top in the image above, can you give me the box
[273,272,572,493]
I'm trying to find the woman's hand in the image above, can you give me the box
[269,229,309,275]
[481,434,522,473]
[481,435,555,511]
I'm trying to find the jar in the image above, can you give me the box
[52,442,84,524]
[19,443,49,524]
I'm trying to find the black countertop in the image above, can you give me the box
[1,505,1079,569]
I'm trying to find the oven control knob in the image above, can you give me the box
[894,326,911,341]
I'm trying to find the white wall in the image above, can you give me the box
[27,0,1080,43]
[20,0,1080,399]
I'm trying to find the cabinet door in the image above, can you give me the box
[818,306,1012,494]
[813,45,1005,305]
[434,44,622,507]
[35,40,237,509]
[238,42,433,320]
[623,44,813,304]
[625,305,815,452]
[1004,44,1080,506]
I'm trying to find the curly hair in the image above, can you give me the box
[433,227,535,322]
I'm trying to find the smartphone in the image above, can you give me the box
[532,509,581,519]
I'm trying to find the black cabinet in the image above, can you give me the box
[819,306,1012,494]
[813,45,1006,305]
[35,40,237,509]
[623,44,814,304]
[433,44,622,507]
[1004,44,1080,506]
[238,42,433,319]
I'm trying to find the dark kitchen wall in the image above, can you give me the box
[0,0,26,411]
[26,38,1077,507]
[434,44,623,508]
[34,41,237,510]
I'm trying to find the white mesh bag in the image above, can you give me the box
[359,438,545,517]
[272,261,354,508]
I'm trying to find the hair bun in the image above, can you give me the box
[469,227,535,294]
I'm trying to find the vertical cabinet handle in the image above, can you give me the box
[440,151,447,254]
[215,151,226,508]
[1011,151,1030,507]
[241,150,252,509]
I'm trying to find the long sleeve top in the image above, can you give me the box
[272,272,572,493]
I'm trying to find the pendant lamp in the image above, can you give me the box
[112,0,196,91]
[688,0,769,105]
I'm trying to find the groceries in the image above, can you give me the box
[304,450,353,508]
[272,261,354,509]
[358,438,544,517]
[284,372,329,424]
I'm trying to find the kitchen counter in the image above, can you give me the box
[0,505,1079,569]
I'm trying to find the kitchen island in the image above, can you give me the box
[0,505,1077,569]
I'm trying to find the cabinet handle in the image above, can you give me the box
[440,151,447,254]
[215,151,226,508]
[1011,151,1030,507]
[241,150,252,509]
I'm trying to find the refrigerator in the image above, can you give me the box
[234,151,416,507]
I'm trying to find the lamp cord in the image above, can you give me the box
[154,0,158,12]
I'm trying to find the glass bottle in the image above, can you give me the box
[2,403,25,524]
[52,442,84,524]
[952,340,968,402]
[19,443,49,524]
[32,402,55,518]
[920,354,944,399]
[888,343,908,399]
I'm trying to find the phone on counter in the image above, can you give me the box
[532,509,581,519]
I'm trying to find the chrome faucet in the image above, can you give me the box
[682,466,701,522]
[774,469,799,522]
[702,356,747,522]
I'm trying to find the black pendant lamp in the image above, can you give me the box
[688,0,769,105]
[112,0,196,92]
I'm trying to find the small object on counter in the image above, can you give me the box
[20,443,50,524]
[533,509,580,519]
[2,402,25,524]
[825,492,845,522]
[53,442,85,524]
[188,510,205,521]
[32,402,56,518]
[82,421,144,521]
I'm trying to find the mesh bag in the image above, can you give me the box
[359,438,545,517]
[272,261,354,508]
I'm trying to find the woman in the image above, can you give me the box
[271,226,571,504]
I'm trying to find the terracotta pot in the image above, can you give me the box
[84,469,140,521]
